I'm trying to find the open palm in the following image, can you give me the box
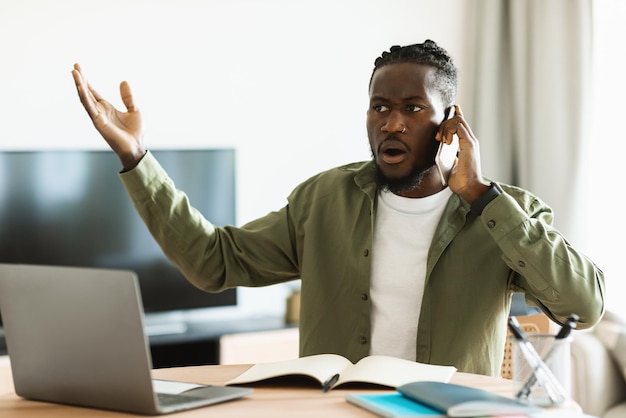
[72,63,146,169]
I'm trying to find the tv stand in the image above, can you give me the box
[145,321,188,337]
[0,312,294,367]
[146,311,294,368]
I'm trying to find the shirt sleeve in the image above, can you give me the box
[118,151,300,292]
[479,188,605,328]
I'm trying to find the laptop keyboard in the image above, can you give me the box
[156,392,197,407]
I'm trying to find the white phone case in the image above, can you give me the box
[435,108,459,187]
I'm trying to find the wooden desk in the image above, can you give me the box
[0,356,581,417]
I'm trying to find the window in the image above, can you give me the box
[585,0,626,318]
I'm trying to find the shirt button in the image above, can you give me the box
[518,260,526,268]
[363,249,369,257]
[361,293,368,301]
[487,220,496,228]
[359,336,368,344]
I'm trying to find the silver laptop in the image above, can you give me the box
[0,264,252,415]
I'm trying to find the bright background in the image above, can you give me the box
[0,0,622,319]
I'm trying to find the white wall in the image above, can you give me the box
[0,0,468,317]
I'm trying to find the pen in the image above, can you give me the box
[516,314,578,399]
[321,373,340,393]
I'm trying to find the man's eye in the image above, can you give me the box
[407,105,422,112]
[373,105,389,112]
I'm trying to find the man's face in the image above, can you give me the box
[367,62,446,197]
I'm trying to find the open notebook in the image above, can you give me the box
[0,264,252,415]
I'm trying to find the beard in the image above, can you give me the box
[374,160,429,195]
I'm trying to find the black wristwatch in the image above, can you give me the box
[470,181,503,216]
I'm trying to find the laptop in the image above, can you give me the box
[0,263,252,415]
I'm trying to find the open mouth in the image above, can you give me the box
[379,140,409,164]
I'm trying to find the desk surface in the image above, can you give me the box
[0,356,581,417]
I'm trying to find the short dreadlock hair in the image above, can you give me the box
[370,40,458,107]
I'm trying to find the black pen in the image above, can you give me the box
[321,373,340,393]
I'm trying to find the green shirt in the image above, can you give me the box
[120,152,605,376]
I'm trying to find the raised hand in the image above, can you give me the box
[72,63,146,170]
[435,104,490,203]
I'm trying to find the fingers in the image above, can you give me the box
[436,106,460,145]
[72,64,118,134]
[119,81,137,112]
[453,104,476,139]
[453,104,462,118]
[74,64,137,118]
[72,64,99,119]
[436,104,475,145]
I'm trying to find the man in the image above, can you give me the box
[72,40,604,376]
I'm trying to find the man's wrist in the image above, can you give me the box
[120,148,148,172]
[470,181,503,216]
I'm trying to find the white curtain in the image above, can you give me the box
[462,0,593,242]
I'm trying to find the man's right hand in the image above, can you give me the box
[72,63,146,171]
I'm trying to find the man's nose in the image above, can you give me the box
[381,111,406,134]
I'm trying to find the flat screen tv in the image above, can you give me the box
[0,149,237,324]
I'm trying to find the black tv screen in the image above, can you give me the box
[0,149,237,320]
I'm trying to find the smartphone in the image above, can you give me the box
[435,107,459,187]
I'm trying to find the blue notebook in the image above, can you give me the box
[346,393,445,417]
[347,382,544,417]
[397,381,542,417]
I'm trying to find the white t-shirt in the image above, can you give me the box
[369,187,453,360]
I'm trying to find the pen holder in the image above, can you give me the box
[511,334,572,407]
